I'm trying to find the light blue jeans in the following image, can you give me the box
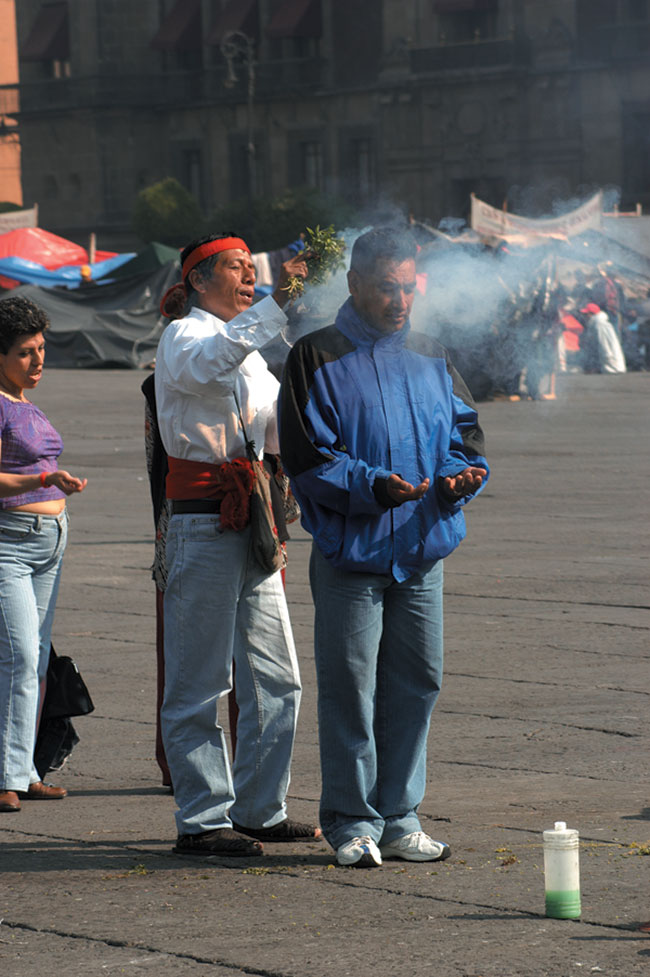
[0,509,68,791]
[162,514,301,835]
[310,545,444,850]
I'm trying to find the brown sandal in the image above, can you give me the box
[174,827,263,857]
[232,818,322,842]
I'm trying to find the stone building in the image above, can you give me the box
[6,0,650,248]
[0,0,22,207]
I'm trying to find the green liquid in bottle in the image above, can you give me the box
[545,889,581,919]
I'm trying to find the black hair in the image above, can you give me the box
[181,232,240,309]
[350,226,418,276]
[0,296,49,354]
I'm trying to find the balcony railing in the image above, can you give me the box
[410,37,528,74]
[14,57,325,115]
[256,56,324,91]
[17,71,222,113]
[577,21,650,61]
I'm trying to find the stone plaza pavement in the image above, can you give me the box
[0,368,649,977]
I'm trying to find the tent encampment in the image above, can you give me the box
[0,227,120,289]
[108,242,180,280]
[2,259,179,368]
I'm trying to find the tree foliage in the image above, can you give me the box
[132,181,360,252]
[211,188,359,253]
[132,178,204,246]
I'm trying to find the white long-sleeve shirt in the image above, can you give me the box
[154,297,287,464]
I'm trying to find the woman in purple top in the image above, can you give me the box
[0,296,87,814]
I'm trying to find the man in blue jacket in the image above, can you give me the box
[278,226,488,867]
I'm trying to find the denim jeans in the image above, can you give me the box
[310,545,444,850]
[0,510,68,791]
[162,514,301,835]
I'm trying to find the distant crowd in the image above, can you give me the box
[559,268,650,376]
[434,262,650,403]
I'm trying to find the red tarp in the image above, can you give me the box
[0,227,115,289]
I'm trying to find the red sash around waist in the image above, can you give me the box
[166,456,255,531]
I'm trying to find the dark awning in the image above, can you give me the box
[20,2,69,62]
[433,0,497,12]
[207,0,258,45]
[150,0,202,52]
[266,0,321,39]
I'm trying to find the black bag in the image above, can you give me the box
[34,646,94,778]
[42,646,95,720]
[34,717,79,779]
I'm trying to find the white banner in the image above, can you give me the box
[0,205,39,232]
[471,192,602,242]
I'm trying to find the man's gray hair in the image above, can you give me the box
[350,227,418,276]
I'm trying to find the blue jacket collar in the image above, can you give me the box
[334,296,410,349]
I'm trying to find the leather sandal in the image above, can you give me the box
[232,818,322,842]
[173,827,263,857]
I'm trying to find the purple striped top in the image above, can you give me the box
[0,394,66,508]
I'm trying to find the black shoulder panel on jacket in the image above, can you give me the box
[279,324,354,477]
[282,324,355,416]
[295,324,355,377]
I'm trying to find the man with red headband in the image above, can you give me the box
[154,233,318,856]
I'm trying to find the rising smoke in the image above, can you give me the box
[274,191,650,399]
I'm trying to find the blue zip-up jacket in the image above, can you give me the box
[278,297,489,581]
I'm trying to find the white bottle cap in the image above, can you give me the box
[554,821,567,831]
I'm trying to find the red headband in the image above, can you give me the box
[181,237,250,282]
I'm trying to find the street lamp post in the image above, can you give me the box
[220,30,256,200]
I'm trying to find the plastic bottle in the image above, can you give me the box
[543,821,581,919]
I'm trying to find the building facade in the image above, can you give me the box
[5,0,650,248]
[0,0,22,206]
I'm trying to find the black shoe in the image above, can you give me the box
[173,827,263,857]
[231,818,322,842]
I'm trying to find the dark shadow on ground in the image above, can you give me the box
[571,933,650,941]
[448,911,542,921]
[1,841,334,873]
[68,787,172,797]
[621,807,650,821]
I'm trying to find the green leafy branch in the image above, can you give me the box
[284,225,347,300]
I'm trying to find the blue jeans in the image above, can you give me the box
[310,545,444,850]
[162,514,301,835]
[0,510,68,791]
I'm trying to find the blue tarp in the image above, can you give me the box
[0,252,136,288]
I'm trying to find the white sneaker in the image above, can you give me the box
[380,831,451,862]
[336,835,382,867]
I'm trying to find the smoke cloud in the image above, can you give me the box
[275,192,650,399]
